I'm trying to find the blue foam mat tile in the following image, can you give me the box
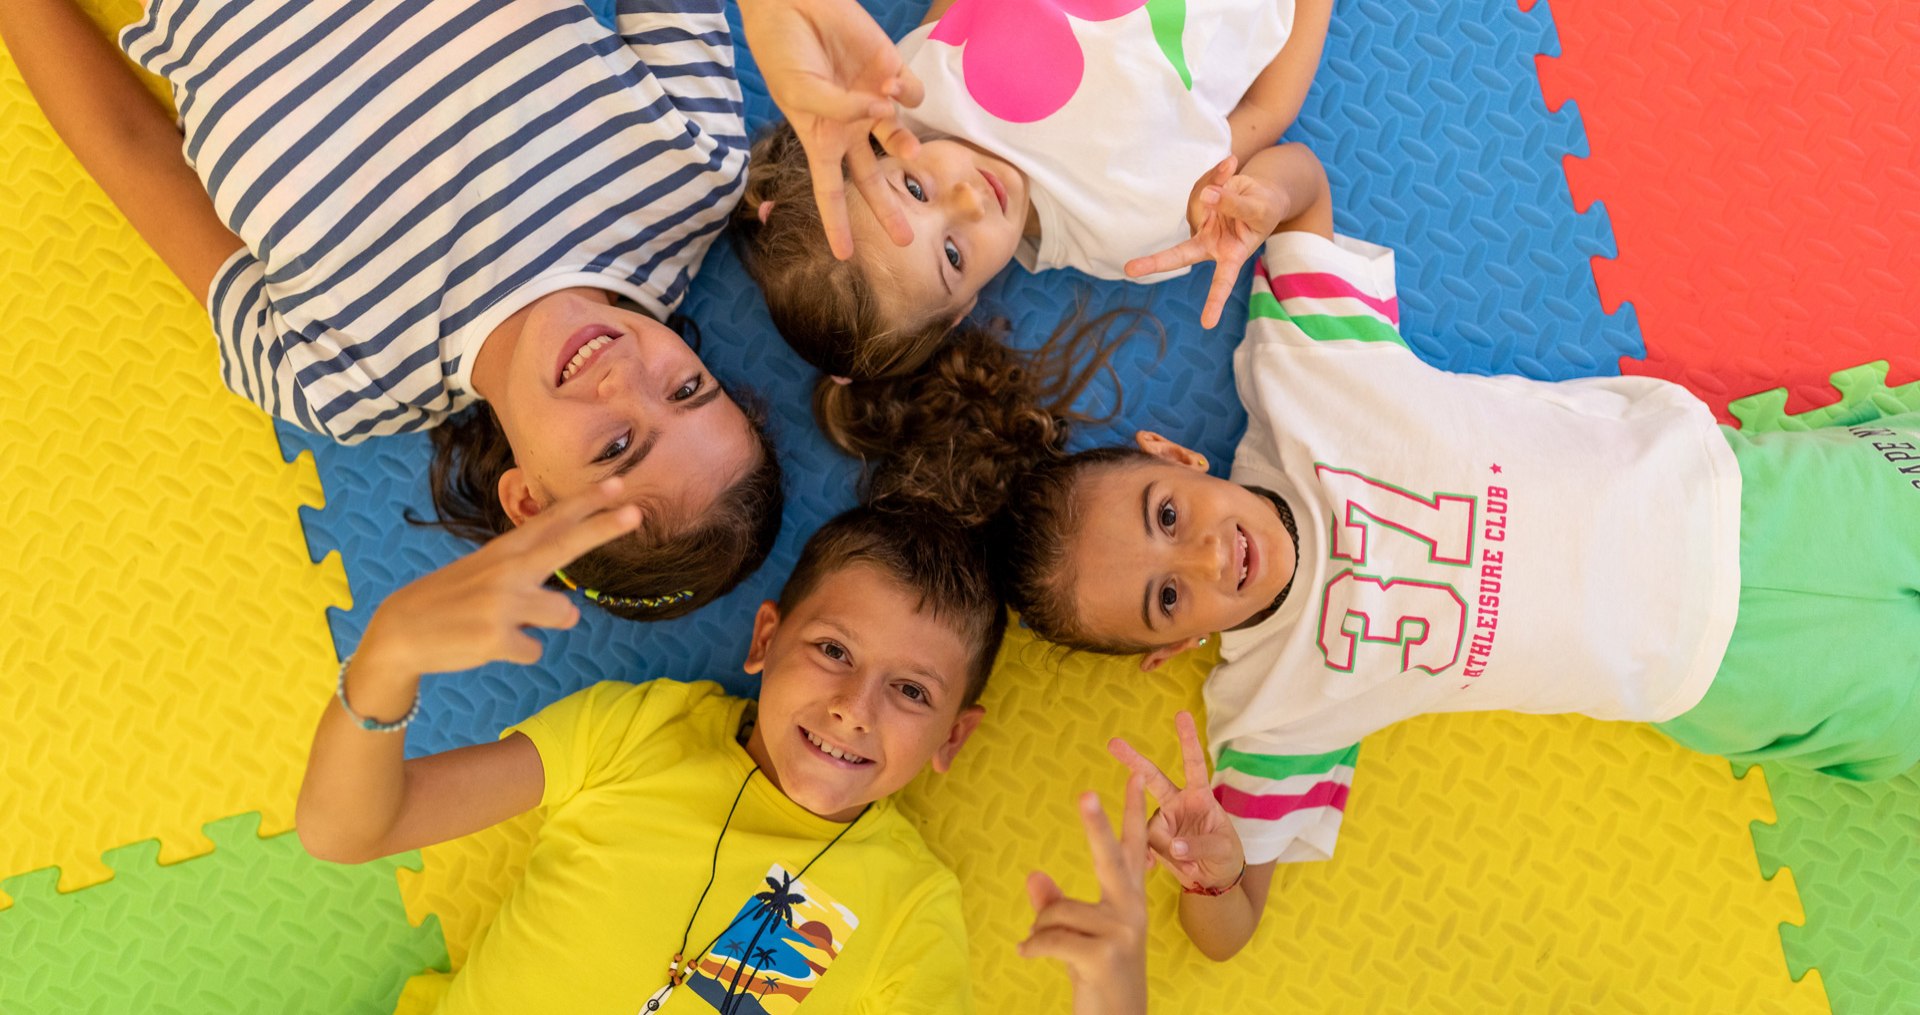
[276,0,1638,756]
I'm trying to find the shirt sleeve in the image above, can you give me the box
[854,873,974,1015]
[1211,736,1360,865]
[506,679,699,809]
[205,250,344,440]
[1245,231,1406,350]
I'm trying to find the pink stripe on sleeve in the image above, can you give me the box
[1268,271,1400,324]
[1213,780,1350,822]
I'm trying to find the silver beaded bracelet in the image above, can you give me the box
[335,654,421,733]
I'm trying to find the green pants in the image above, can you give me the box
[1658,411,1920,780]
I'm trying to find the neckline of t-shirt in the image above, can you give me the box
[1020,185,1066,272]
[717,698,896,840]
[449,270,662,402]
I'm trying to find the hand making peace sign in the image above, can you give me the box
[1019,774,1152,1015]
[1123,155,1295,329]
[357,478,643,678]
[1107,710,1247,894]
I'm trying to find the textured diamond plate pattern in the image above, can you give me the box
[1538,0,1920,423]
[0,814,446,1014]
[0,0,347,900]
[909,627,1820,1013]
[1730,363,1920,1015]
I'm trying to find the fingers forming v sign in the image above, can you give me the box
[1123,156,1289,328]
[1019,773,1150,1012]
[1108,711,1247,892]
[362,479,642,677]
[744,0,925,258]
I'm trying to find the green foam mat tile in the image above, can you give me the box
[1753,769,1920,1013]
[1731,359,1920,1013]
[0,813,448,1015]
[1728,361,1920,433]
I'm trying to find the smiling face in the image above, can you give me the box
[475,288,759,528]
[846,138,1034,331]
[1065,435,1300,667]
[742,562,985,822]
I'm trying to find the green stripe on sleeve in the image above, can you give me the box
[1217,743,1361,781]
[1249,293,1408,348]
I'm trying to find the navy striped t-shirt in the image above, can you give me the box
[121,0,747,443]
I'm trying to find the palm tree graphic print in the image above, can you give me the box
[683,864,860,1015]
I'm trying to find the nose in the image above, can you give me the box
[1176,530,1226,585]
[594,355,643,401]
[828,678,880,733]
[943,174,987,222]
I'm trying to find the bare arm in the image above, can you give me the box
[295,651,545,864]
[0,0,245,305]
[294,480,643,864]
[1226,0,1333,167]
[1177,860,1277,960]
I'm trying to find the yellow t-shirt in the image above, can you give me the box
[431,679,973,1015]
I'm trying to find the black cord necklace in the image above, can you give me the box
[642,764,871,1013]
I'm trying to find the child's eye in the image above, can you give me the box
[943,239,963,271]
[1159,583,1179,616]
[898,682,929,704]
[818,641,850,663]
[671,376,702,401]
[594,431,632,463]
[904,176,927,202]
[1158,499,1177,531]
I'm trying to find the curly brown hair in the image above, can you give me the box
[823,301,1165,654]
[732,123,953,384]
[417,395,784,622]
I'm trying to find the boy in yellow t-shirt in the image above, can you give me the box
[294,486,1006,1013]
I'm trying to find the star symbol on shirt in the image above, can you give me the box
[1490,463,1504,474]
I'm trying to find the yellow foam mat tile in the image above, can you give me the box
[898,626,1827,1014]
[0,1,348,899]
[396,625,1826,1012]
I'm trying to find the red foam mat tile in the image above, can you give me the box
[1538,0,1920,422]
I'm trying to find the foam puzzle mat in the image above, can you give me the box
[4,0,1916,1010]
[0,814,446,1014]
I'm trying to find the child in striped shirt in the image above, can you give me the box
[3,0,908,616]
[846,144,1920,960]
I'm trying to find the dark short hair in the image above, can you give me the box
[778,505,1007,708]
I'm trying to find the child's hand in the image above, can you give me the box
[1123,155,1291,329]
[742,0,925,259]
[1107,710,1247,893]
[1018,773,1151,1015]
[357,479,641,678]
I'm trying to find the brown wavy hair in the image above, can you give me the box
[780,503,1007,708]
[821,302,1166,654]
[417,394,784,622]
[732,123,953,383]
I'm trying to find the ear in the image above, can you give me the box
[929,704,986,774]
[496,467,545,527]
[1135,431,1209,472]
[742,600,781,675]
[1139,635,1205,672]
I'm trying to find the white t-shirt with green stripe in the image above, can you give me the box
[1206,233,1743,865]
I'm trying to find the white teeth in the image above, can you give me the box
[805,729,868,764]
[560,334,615,382]
[1237,531,1249,586]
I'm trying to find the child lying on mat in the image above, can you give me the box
[735,0,1335,394]
[855,144,1920,960]
[295,488,1153,1014]
[0,0,941,617]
